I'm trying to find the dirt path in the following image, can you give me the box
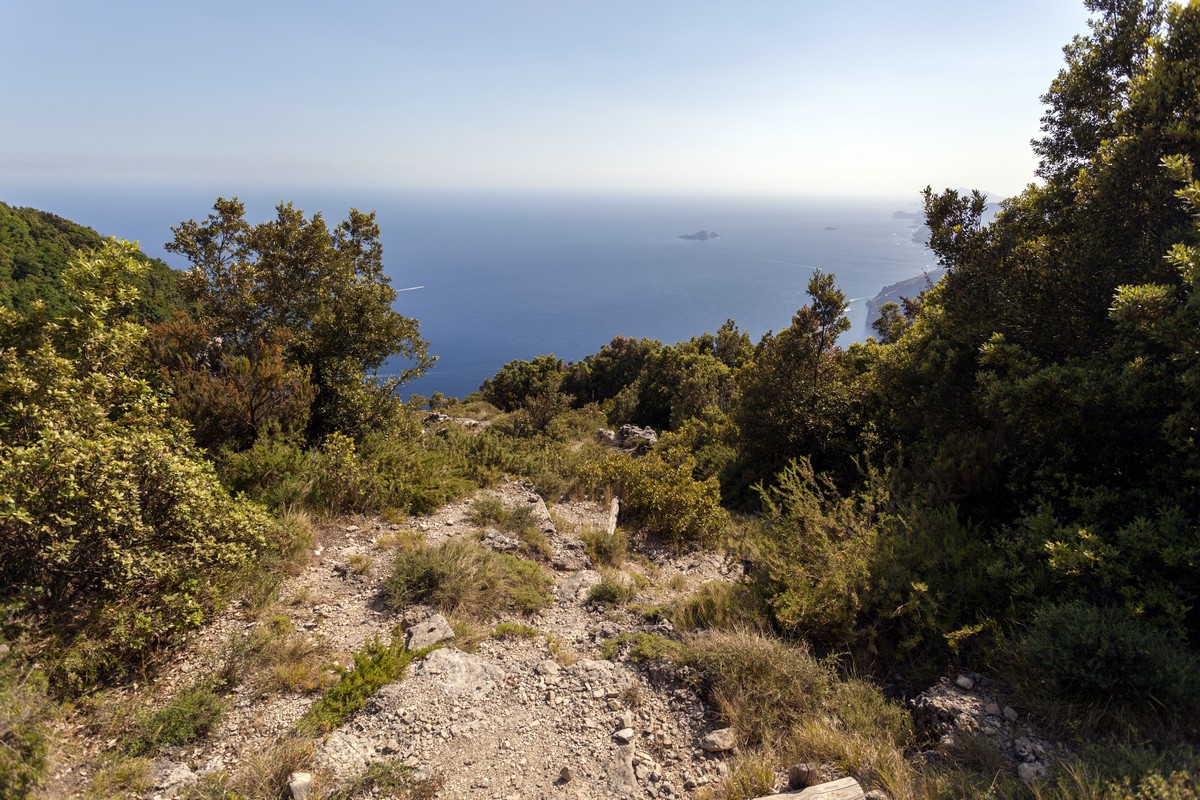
[48,478,746,799]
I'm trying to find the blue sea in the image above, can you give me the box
[5,183,935,399]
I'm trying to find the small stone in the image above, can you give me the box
[955,675,975,691]
[287,772,313,800]
[789,762,820,789]
[699,727,737,753]
[1018,761,1048,783]
[985,702,1001,716]
[559,766,573,783]
[618,710,634,729]
[614,727,636,743]
[864,791,891,800]
[1003,706,1019,722]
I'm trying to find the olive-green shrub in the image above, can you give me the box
[0,240,275,691]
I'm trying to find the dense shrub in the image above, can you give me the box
[1006,601,1200,732]
[479,354,565,411]
[298,636,417,735]
[582,451,727,546]
[127,680,225,756]
[0,241,275,691]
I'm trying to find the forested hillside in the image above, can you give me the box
[2,1,1198,798]
[0,201,181,321]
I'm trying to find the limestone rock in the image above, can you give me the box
[616,424,658,454]
[405,613,456,650]
[606,497,621,535]
[558,569,602,604]
[287,772,313,800]
[415,647,505,698]
[606,745,639,797]
[154,760,197,797]
[699,727,737,753]
[955,674,975,691]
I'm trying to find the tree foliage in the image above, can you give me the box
[164,198,432,439]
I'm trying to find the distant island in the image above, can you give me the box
[679,230,718,240]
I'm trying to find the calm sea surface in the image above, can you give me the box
[6,184,935,398]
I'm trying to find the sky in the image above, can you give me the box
[1,1,1094,199]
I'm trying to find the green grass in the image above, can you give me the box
[385,538,552,619]
[586,579,638,606]
[126,680,225,756]
[493,623,541,640]
[580,527,628,567]
[297,636,420,735]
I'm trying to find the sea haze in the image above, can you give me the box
[5,184,935,399]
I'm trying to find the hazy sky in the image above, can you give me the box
[2,1,1093,198]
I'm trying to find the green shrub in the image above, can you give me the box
[480,355,566,412]
[216,425,310,510]
[1006,602,1200,733]
[580,527,628,567]
[493,623,541,640]
[127,681,224,756]
[582,451,728,546]
[384,538,552,619]
[0,660,50,799]
[298,636,417,735]
[0,241,277,691]
[587,579,637,606]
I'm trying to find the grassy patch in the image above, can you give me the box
[0,660,50,799]
[587,578,638,606]
[580,526,628,567]
[88,756,154,799]
[494,623,541,640]
[222,614,335,696]
[127,680,225,756]
[297,637,419,735]
[329,758,444,800]
[671,580,768,632]
[385,538,552,619]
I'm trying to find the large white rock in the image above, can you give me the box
[415,646,505,698]
[405,613,456,650]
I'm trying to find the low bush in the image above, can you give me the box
[385,538,552,619]
[582,451,728,546]
[580,526,628,567]
[1005,601,1200,735]
[587,579,638,606]
[127,680,225,756]
[297,636,417,735]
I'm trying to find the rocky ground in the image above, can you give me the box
[45,479,748,800]
[44,475,1054,800]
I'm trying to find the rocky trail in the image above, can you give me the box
[48,479,748,800]
[46,475,1056,800]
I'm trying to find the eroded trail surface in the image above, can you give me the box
[57,479,744,799]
